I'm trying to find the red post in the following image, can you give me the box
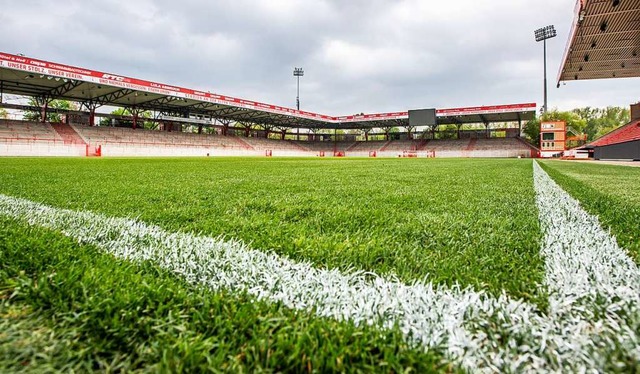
[41,101,48,123]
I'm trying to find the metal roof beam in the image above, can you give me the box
[88,88,135,106]
[568,45,638,53]
[581,8,639,19]
[135,95,183,108]
[570,29,640,40]
[566,56,640,65]
[45,79,84,99]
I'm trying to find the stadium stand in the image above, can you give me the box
[299,141,356,154]
[70,125,258,157]
[470,138,534,158]
[0,120,538,158]
[586,120,640,161]
[74,125,252,147]
[0,120,86,156]
[380,140,428,152]
[242,137,311,153]
[473,138,531,151]
[50,123,86,145]
[346,141,388,153]
[0,120,62,142]
[589,121,640,148]
[0,52,538,158]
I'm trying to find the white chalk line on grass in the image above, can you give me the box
[0,161,638,372]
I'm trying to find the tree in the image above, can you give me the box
[100,107,154,129]
[572,106,629,141]
[438,124,458,140]
[572,107,600,141]
[0,108,8,120]
[23,98,77,122]
[523,117,541,147]
[593,106,630,140]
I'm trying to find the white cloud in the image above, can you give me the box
[1,0,635,115]
[318,39,444,79]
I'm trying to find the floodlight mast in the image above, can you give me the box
[293,67,304,111]
[534,25,557,114]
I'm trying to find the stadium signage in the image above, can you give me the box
[150,82,181,92]
[158,115,212,125]
[102,73,126,82]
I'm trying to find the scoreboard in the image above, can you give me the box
[540,121,566,157]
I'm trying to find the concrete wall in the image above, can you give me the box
[0,143,86,157]
[0,143,535,159]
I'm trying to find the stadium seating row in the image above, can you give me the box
[0,120,62,142]
[0,120,535,157]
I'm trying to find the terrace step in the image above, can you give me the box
[346,142,360,151]
[50,123,87,145]
[515,137,540,158]
[290,141,312,152]
[465,138,478,151]
[379,140,394,151]
[232,136,255,150]
[416,139,430,150]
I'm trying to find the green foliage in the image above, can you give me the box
[523,106,630,146]
[0,108,7,119]
[98,108,154,129]
[571,106,629,141]
[437,124,458,139]
[0,158,544,302]
[22,98,77,123]
[540,161,640,262]
[523,117,541,147]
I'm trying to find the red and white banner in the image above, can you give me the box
[437,103,537,117]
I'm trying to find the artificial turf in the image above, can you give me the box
[540,160,640,262]
[0,157,543,300]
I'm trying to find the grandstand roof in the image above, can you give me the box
[587,119,640,147]
[0,52,535,129]
[558,0,640,83]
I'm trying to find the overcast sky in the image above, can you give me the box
[1,0,638,115]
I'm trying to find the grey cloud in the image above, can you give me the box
[1,0,637,115]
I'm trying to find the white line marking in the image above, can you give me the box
[0,161,638,372]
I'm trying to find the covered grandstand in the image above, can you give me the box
[0,52,538,157]
[558,0,640,161]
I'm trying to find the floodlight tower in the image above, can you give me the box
[535,25,557,114]
[293,67,304,111]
